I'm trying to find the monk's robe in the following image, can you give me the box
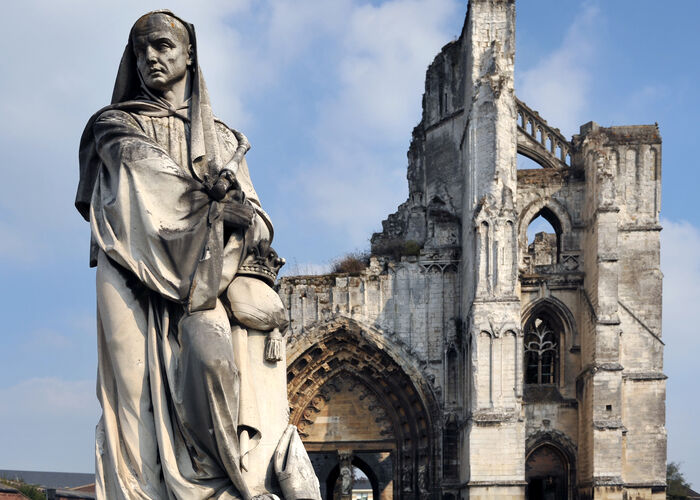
[87,107,268,500]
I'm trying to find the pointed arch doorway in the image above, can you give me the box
[286,319,439,500]
[525,442,574,500]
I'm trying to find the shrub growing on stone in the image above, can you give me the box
[332,252,370,274]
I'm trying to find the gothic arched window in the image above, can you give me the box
[524,317,558,385]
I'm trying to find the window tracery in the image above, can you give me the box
[524,317,558,385]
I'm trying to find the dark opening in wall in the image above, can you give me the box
[526,208,561,265]
[525,444,568,500]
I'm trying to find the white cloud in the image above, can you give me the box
[0,0,461,262]
[661,218,700,487]
[264,0,354,65]
[662,219,700,360]
[0,1,695,480]
[3,312,98,385]
[0,0,263,265]
[336,0,458,143]
[293,0,461,246]
[609,84,670,127]
[516,3,600,138]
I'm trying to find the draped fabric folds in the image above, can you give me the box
[76,11,267,500]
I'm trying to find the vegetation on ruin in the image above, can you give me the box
[331,251,370,274]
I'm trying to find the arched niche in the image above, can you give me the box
[518,198,573,267]
[286,318,441,499]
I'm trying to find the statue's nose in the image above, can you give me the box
[145,45,158,62]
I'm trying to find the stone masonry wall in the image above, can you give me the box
[282,2,665,499]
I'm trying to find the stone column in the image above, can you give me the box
[459,1,525,498]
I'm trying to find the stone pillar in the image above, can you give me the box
[580,131,624,499]
[337,451,353,500]
[459,1,525,498]
[574,122,666,499]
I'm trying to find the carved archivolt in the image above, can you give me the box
[287,315,442,420]
[286,320,441,495]
[295,373,393,439]
[287,327,437,444]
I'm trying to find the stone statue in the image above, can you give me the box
[340,466,352,495]
[76,11,320,500]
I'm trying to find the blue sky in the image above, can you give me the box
[0,0,698,487]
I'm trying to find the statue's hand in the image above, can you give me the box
[223,198,255,228]
[209,168,239,201]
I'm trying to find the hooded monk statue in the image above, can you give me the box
[76,11,321,500]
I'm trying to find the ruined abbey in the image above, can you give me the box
[282,1,666,498]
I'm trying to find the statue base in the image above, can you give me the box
[243,330,321,500]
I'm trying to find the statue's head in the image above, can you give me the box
[131,12,193,94]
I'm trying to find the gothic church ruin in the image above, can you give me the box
[282,1,666,498]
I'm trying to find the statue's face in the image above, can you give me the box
[132,13,191,93]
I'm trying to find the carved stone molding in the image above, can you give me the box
[296,373,393,439]
[287,322,442,496]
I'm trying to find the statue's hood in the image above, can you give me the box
[77,10,225,221]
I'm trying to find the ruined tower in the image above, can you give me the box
[281,1,666,498]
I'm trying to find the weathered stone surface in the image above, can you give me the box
[78,10,319,500]
[282,1,665,499]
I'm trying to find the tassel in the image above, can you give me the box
[265,328,284,363]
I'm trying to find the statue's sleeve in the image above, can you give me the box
[90,109,213,303]
[216,123,275,242]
